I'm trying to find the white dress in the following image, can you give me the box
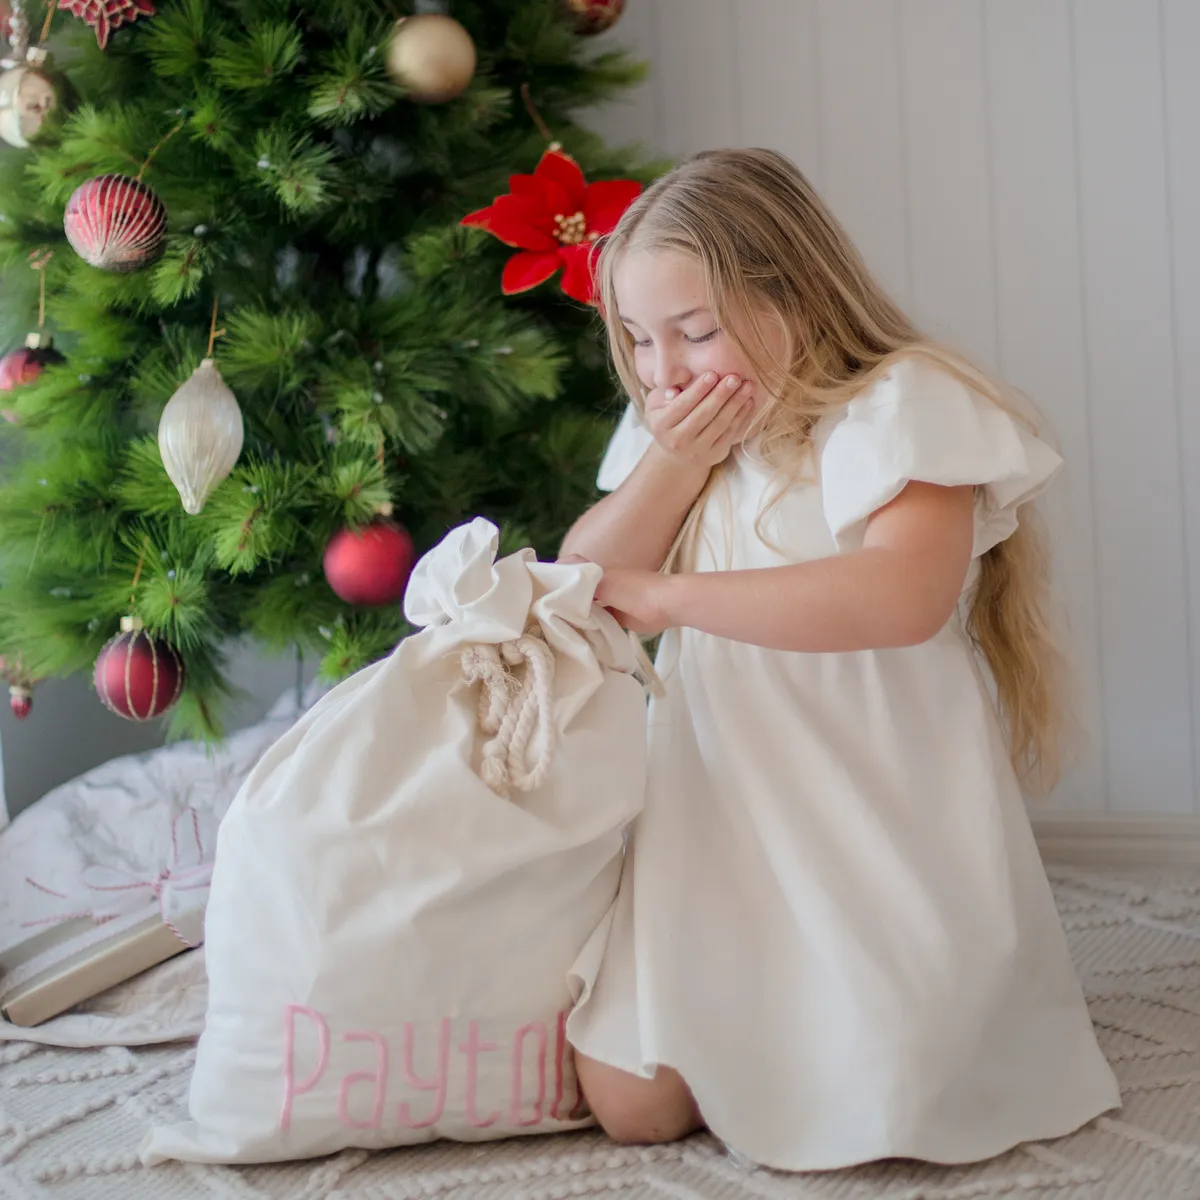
[566,358,1121,1171]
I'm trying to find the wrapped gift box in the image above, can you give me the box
[0,906,193,1027]
[0,806,212,1028]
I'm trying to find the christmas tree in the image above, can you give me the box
[0,0,655,738]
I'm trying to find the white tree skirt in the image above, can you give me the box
[2,864,1199,1200]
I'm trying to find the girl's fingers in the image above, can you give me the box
[654,372,720,428]
[673,375,744,440]
[699,382,754,448]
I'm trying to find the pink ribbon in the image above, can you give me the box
[22,807,213,948]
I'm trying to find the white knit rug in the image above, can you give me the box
[2,864,1199,1199]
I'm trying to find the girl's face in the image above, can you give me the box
[613,249,781,409]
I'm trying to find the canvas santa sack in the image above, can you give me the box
[141,518,649,1166]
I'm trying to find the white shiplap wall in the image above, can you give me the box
[587,0,1200,816]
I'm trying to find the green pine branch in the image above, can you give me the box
[0,0,657,741]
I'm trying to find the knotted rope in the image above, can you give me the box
[460,625,663,798]
[461,632,557,797]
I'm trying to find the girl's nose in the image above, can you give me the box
[653,348,689,393]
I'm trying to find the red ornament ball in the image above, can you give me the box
[0,347,43,392]
[323,517,416,607]
[562,0,625,35]
[0,338,65,422]
[64,174,168,273]
[93,616,184,721]
[0,340,65,392]
[8,684,31,720]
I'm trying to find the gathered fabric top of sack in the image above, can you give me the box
[402,517,653,794]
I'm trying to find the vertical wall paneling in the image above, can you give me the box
[983,0,1105,810]
[650,0,739,157]
[584,1,1200,816]
[813,0,910,305]
[1072,0,1193,813]
[733,1,821,181]
[897,0,998,367]
[581,2,662,153]
[1161,0,1200,814]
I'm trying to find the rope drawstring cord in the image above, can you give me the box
[461,633,557,798]
[460,623,663,797]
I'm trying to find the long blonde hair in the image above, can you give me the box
[595,148,1069,794]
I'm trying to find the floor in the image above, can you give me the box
[1,862,1199,1199]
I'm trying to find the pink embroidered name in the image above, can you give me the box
[278,1006,586,1134]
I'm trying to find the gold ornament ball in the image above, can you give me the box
[386,14,477,104]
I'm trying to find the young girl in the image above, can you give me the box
[560,148,1120,1172]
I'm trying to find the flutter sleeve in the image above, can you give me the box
[819,358,1063,557]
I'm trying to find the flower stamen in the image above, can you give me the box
[553,211,589,246]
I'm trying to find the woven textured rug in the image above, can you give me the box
[2,864,1199,1199]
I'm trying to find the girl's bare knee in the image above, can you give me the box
[576,1053,703,1145]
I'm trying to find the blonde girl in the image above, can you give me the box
[561,148,1119,1171]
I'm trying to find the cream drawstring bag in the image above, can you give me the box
[142,518,648,1165]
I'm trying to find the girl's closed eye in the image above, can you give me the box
[630,329,719,348]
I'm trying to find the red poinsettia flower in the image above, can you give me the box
[462,148,642,305]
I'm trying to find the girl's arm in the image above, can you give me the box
[559,445,710,571]
[560,372,755,571]
[597,481,976,650]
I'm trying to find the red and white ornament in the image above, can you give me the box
[58,0,156,50]
[0,63,57,147]
[8,683,31,719]
[0,653,38,720]
[93,614,184,721]
[562,0,626,36]
[64,174,168,273]
[323,510,416,607]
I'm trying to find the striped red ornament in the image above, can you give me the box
[63,174,168,273]
[93,615,184,721]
